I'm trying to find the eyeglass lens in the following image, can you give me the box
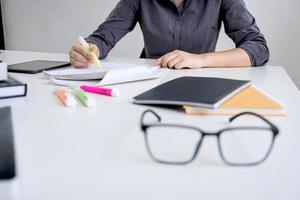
[219,128,273,165]
[146,126,202,163]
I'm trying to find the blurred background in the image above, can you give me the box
[1,0,299,88]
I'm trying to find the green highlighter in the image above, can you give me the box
[75,90,96,107]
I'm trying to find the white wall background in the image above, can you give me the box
[2,0,300,88]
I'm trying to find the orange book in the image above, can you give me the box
[183,86,284,116]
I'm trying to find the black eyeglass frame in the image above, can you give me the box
[140,110,279,166]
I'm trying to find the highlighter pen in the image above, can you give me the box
[55,89,77,107]
[78,36,101,68]
[75,90,96,107]
[80,85,119,97]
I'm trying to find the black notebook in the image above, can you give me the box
[133,77,251,109]
[0,106,16,179]
[0,75,27,99]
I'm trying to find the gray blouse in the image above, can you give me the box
[86,0,269,66]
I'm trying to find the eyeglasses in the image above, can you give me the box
[140,110,279,166]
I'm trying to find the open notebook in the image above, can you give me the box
[183,86,284,116]
[44,62,169,86]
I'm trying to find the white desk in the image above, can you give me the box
[1,50,300,200]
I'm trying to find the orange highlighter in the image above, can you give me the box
[55,89,77,107]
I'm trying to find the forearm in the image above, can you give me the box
[222,0,269,66]
[153,48,252,69]
[201,48,251,68]
[86,0,139,59]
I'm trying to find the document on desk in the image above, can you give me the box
[44,62,169,85]
[97,65,168,86]
[44,66,106,80]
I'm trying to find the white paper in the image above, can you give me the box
[43,62,123,81]
[45,66,103,75]
[44,62,169,84]
[97,66,168,86]
[101,62,139,70]
[47,67,102,76]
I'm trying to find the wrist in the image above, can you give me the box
[200,53,210,67]
[192,54,209,68]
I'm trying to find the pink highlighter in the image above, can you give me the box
[80,85,119,97]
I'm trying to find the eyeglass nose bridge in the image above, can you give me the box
[191,131,221,162]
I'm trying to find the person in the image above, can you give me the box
[69,0,269,69]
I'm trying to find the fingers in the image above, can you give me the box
[89,44,100,58]
[70,57,89,68]
[72,44,93,60]
[153,51,177,67]
[153,50,187,69]
[167,56,183,68]
[152,57,162,66]
[70,51,89,64]
[161,52,178,68]
[69,43,98,68]
[174,61,187,69]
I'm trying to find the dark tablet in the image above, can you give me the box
[0,106,16,179]
[8,60,70,74]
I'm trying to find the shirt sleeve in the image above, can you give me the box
[221,0,270,66]
[85,0,140,59]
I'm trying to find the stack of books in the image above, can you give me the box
[0,75,27,99]
[183,86,284,116]
[133,76,284,116]
[0,53,27,99]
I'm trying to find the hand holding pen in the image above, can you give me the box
[69,37,101,68]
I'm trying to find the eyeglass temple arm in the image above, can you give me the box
[229,112,279,135]
[140,109,162,131]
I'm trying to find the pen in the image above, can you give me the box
[55,89,77,107]
[75,89,96,107]
[80,85,119,97]
[78,36,102,68]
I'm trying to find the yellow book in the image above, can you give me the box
[183,86,284,116]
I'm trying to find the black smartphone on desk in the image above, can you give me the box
[8,60,70,74]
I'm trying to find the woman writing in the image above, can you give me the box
[69,0,269,69]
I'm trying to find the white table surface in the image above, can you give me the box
[1,50,300,200]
